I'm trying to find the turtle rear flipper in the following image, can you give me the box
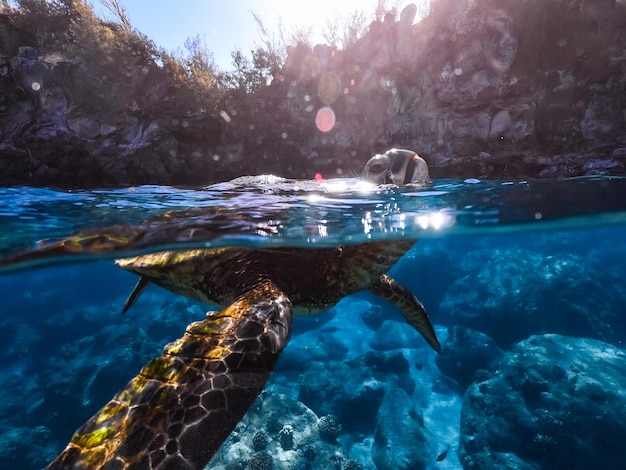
[47,281,293,470]
[368,274,441,352]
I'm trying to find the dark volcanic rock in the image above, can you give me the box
[1,0,626,186]
[460,334,626,470]
[275,0,626,180]
[0,7,228,187]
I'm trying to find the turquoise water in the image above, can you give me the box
[1,176,626,469]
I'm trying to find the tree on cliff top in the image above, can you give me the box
[97,0,131,32]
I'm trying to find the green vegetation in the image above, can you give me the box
[4,0,425,104]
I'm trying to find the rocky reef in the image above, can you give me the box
[207,391,366,470]
[1,0,626,187]
[437,247,626,347]
[460,334,626,470]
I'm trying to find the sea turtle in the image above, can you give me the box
[4,150,440,469]
[47,242,439,470]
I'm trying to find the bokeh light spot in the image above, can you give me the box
[219,110,231,123]
[31,82,41,91]
[317,72,342,105]
[315,107,336,133]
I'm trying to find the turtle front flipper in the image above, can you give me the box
[368,274,441,352]
[47,280,293,470]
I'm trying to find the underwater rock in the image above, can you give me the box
[35,321,164,437]
[370,319,426,351]
[298,350,416,434]
[439,248,626,347]
[460,334,626,470]
[277,331,336,372]
[361,304,386,332]
[372,387,429,470]
[208,390,365,469]
[0,425,57,470]
[435,326,503,391]
[360,350,411,377]
[298,360,387,434]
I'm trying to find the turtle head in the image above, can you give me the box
[362,148,431,185]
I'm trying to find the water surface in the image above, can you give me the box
[1,176,626,469]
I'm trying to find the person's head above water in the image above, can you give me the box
[362,148,431,185]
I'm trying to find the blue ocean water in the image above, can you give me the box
[1,176,626,469]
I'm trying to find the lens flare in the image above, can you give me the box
[315,107,335,132]
[317,72,341,105]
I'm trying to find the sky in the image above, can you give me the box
[92,0,427,71]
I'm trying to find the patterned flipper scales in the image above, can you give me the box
[47,281,292,470]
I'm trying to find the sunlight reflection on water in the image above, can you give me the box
[1,176,626,270]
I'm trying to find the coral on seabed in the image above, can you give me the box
[317,415,343,440]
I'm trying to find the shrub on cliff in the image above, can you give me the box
[8,0,224,110]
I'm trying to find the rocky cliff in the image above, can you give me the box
[280,0,626,180]
[1,0,626,187]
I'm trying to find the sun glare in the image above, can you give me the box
[415,210,454,230]
[256,0,429,47]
